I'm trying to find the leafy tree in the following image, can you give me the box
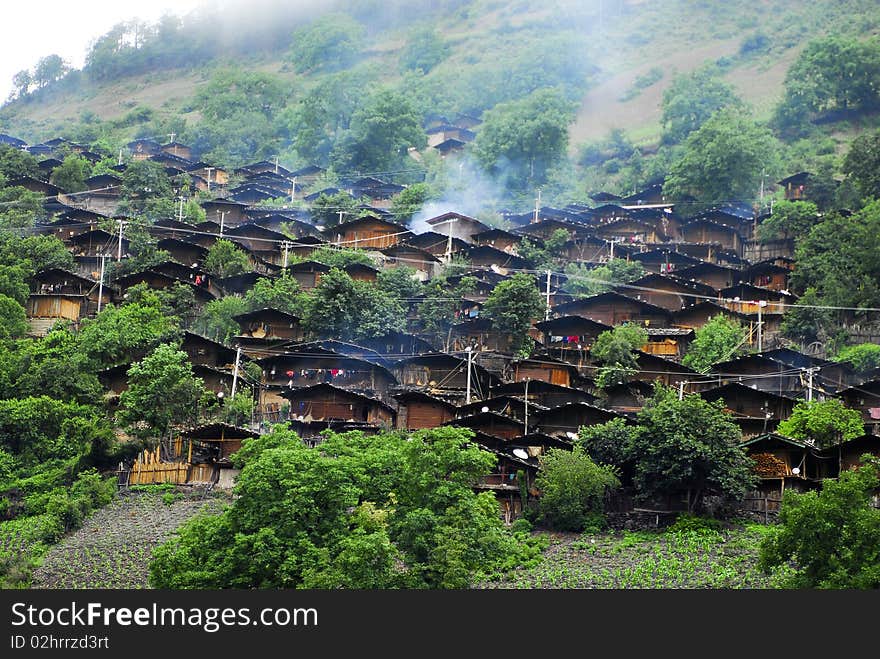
[400,26,450,74]
[591,323,648,388]
[310,245,375,269]
[49,154,91,193]
[300,268,404,342]
[416,275,476,340]
[194,69,287,122]
[473,88,577,190]
[309,191,362,228]
[33,54,69,88]
[779,287,834,345]
[773,36,880,133]
[777,399,864,448]
[0,186,45,229]
[203,239,251,278]
[660,66,743,143]
[842,128,880,200]
[118,160,172,213]
[376,266,423,301]
[0,294,27,340]
[332,89,426,173]
[118,343,206,441]
[150,426,532,588]
[578,417,639,474]
[0,145,39,180]
[518,229,570,270]
[832,343,880,375]
[756,200,820,242]
[759,456,880,588]
[243,273,307,316]
[390,183,434,224]
[682,315,749,373]
[192,295,249,344]
[534,446,620,532]
[10,69,31,99]
[482,273,544,354]
[663,109,781,211]
[562,259,644,298]
[630,384,755,512]
[289,13,365,73]
[0,264,29,306]
[76,300,179,367]
[0,233,73,274]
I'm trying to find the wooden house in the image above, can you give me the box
[641,327,695,360]
[701,383,798,438]
[740,433,819,502]
[224,224,285,265]
[127,138,162,160]
[180,422,260,487]
[68,229,129,258]
[674,262,741,291]
[552,292,673,327]
[533,402,621,438]
[489,381,599,409]
[470,228,526,254]
[761,348,855,394]
[201,198,248,228]
[285,235,327,261]
[449,317,513,353]
[356,330,437,358]
[594,217,658,244]
[742,260,791,292]
[456,396,548,426]
[281,383,395,427]
[629,249,701,274]
[598,380,656,414]
[379,244,442,280]
[679,219,744,256]
[718,283,794,315]
[188,163,229,187]
[632,352,702,390]
[155,238,208,267]
[619,182,666,206]
[830,435,880,475]
[161,141,193,160]
[192,364,238,399]
[392,390,457,430]
[515,218,591,242]
[708,354,806,398]
[330,215,410,249]
[234,308,304,343]
[672,301,753,332]
[460,244,531,272]
[506,356,579,388]
[558,235,616,262]
[425,212,490,243]
[112,270,215,305]
[392,353,498,395]
[444,411,525,440]
[25,294,87,336]
[344,262,379,283]
[287,260,331,290]
[777,172,811,201]
[180,331,239,369]
[403,231,469,258]
[284,340,390,367]
[616,273,715,311]
[534,315,611,359]
[838,380,880,435]
[31,268,109,307]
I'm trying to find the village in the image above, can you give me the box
[3,126,879,525]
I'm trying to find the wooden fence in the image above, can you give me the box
[119,445,216,486]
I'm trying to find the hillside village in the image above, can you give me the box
[3,125,879,528]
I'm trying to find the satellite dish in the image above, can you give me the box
[481,406,489,413]
[792,467,800,475]
[512,448,529,460]
[565,431,578,440]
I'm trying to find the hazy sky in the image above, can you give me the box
[0,0,208,103]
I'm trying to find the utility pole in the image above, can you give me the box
[290,177,297,202]
[205,167,214,192]
[338,210,344,228]
[524,378,529,434]
[282,241,290,268]
[443,217,455,264]
[97,254,106,313]
[274,156,279,174]
[116,218,125,261]
[231,347,242,398]
[545,269,552,321]
[117,148,124,166]
[533,189,541,223]
[678,380,686,401]
[178,195,185,222]
[218,211,227,236]
[465,346,473,404]
[757,300,766,352]
[167,132,176,144]
[759,167,765,206]
[806,367,817,402]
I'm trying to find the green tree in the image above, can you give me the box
[333,89,427,173]
[0,145,39,180]
[759,456,880,588]
[204,239,251,278]
[473,88,576,190]
[832,343,880,375]
[0,233,73,274]
[309,191,361,229]
[663,108,781,211]
[33,54,68,88]
[390,182,434,224]
[682,315,749,373]
[399,26,450,74]
[119,159,172,213]
[630,384,755,512]
[591,323,648,388]
[310,245,375,269]
[777,399,864,448]
[660,66,743,143]
[10,69,31,100]
[77,300,179,367]
[577,417,638,473]
[192,296,249,344]
[49,154,91,193]
[0,264,29,306]
[842,128,880,200]
[774,36,880,133]
[244,273,307,315]
[0,294,27,340]
[377,266,423,301]
[300,268,404,342]
[756,200,820,242]
[289,13,365,73]
[482,273,544,354]
[417,275,476,340]
[0,186,45,229]
[518,229,570,270]
[118,343,206,441]
[562,259,644,298]
[534,446,620,532]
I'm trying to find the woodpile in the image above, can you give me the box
[751,452,787,477]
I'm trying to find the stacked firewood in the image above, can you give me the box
[751,452,787,477]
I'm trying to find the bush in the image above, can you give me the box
[535,447,620,532]
[667,513,722,535]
